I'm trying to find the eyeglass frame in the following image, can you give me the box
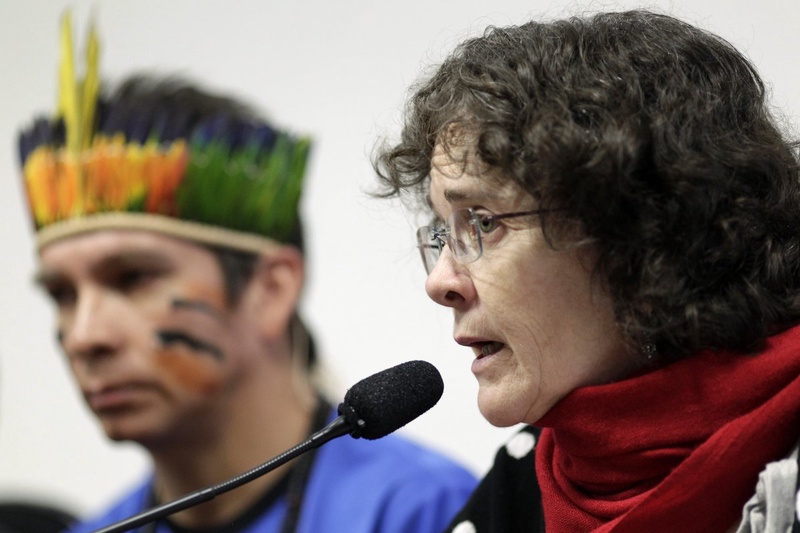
[415,208,544,275]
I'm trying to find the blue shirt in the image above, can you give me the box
[66,416,477,533]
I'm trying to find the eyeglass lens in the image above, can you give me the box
[416,209,484,275]
[416,226,440,275]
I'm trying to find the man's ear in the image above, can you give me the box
[247,246,304,341]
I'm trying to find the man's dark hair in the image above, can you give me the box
[205,217,305,306]
[206,241,316,371]
[99,74,307,253]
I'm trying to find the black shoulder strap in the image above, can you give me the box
[279,396,333,533]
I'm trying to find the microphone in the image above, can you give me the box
[92,360,444,533]
[339,359,444,439]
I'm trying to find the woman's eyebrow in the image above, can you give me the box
[442,187,506,204]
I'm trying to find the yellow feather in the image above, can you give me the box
[58,10,79,153]
[81,21,100,150]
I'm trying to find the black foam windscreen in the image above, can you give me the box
[338,360,444,440]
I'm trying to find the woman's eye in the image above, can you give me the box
[477,216,498,234]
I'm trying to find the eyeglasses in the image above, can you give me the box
[415,208,543,275]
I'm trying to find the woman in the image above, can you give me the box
[373,10,800,533]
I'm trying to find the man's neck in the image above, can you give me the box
[147,367,319,528]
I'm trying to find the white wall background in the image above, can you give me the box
[1,0,798,520]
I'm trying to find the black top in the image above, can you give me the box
[443,425,543,533]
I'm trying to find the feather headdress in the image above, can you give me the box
[18,12,311,254]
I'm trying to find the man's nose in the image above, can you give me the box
[61,288,123,362]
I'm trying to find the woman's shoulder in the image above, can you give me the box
[444,426,544,533]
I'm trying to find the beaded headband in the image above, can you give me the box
[18,12,312,254]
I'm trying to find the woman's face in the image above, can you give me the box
[425,144,635,426]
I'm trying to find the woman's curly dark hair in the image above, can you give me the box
[373,10,800,360]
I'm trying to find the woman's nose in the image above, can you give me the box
[424,246,476,309]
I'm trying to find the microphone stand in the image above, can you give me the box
[93,416,352,533]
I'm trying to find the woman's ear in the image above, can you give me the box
[246,245,305,341]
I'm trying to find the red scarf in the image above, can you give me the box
[535,325,800,533]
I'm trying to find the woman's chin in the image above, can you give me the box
[477,389,526,428]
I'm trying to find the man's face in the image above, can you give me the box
[36,230,257,446]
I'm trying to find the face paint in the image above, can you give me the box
[154,341,224,396]
[150,294,230,395]
[155,296,230,361]
[156,330,224,361]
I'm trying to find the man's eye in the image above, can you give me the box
[114,269,158,291]
[44,284,76,307]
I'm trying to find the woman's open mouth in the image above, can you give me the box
[475,341,504,359]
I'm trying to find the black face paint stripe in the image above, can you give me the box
[156,330,225,361]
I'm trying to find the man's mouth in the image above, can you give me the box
[85,383,150,412]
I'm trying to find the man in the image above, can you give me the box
[17,17,476,533]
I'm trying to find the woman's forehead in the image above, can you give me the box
[428,159,527,210]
